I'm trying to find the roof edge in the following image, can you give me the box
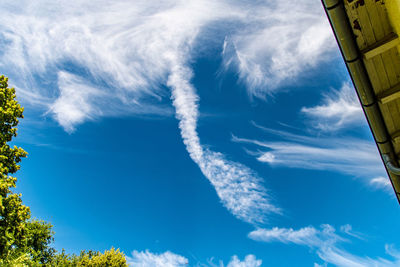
[321,0,400,202]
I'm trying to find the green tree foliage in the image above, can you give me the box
[0,75,128,266]
[25,220,56,264]
[0,75,55,265]
[51,248,128,266]
[0,75,29,259]
[83,248,128,266]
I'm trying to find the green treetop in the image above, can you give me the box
[0,75,30,260]
[0,75,128,266]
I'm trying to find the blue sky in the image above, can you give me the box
[1,0,400,266]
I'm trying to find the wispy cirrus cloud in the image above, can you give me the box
[340,224,365,241]
[369,176,392,192]
[248,226,323,246]
[0,0,338,226]
[168,63,280,225]
[49,71,171,132]
[127,250,262,267]
[249,225,400,267]
[1,0,284,224]
[232,124,386,182]
[224,255,262,267]
[49,71,105,132]
[1,0,235,129]
[301,82,364,131]
[0,0,335,130]
[126,250,188,267]
[249,224,341,247]
[318,244,400,267]
[221,0,335,98]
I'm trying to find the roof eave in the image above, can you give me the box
[321,0,400,202]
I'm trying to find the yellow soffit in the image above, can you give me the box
[387,0,400,54]
[321,0,400,202]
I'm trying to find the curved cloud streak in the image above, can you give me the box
[249,225,400,267]
[0,0,289,224]
[0,0,335,224]
[168,62,279,224]
[0,0,335,128]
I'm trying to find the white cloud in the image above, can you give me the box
[168,63,280,225]
[221,0,335,98]
[370,177,392,192]
[226,255,262,267]
[206,254,263,267]
[249,225,400,267]
[1,0,288,225]
[317,244,400,267]
[0,0,336,130]
[0,0,340,226]
[49,71,105,132]
[248,226,321,247]
[340,224,364,240]
[1,0,236,129]
[49,71,171,132]
[126,250,188,267]
[126,250,262,267]
[232,127,386,182]
[301,82,364,131]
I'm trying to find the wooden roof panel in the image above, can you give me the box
[364,59,383,92]
[347,0,400,159]
[375,0,392,37]
[323,0,400,200]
